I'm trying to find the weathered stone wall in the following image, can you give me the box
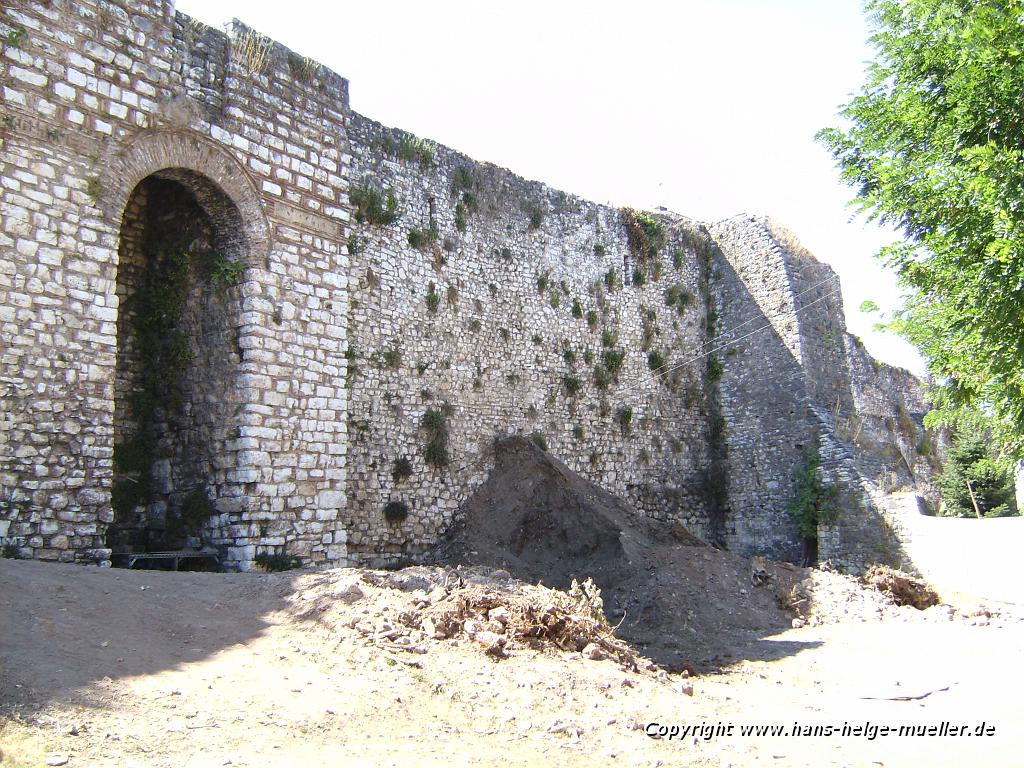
[342,114,714,566]
[708,215,938,571]
[0,0,939,573]
[0,2,351,568]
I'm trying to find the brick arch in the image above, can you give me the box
[104,129,270,263]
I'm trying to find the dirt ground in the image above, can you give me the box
[3,437,1021,767]
[2,557,1022,768]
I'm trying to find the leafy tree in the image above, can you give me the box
[937,430,1017,517]
[817,0,1024,454]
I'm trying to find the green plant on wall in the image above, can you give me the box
[526,203,545,230]
[622,207,667,261]
[210,256,246,289]
[615,404,633,435]
[392,456,413,482]
[383,500,410,523]
[350,182,400,226]
[537,271,550,295]
[788,446,839,557]
[408,227,439,250]
[396,134,435,168]
[421,405,452,468]
[425,282,440,313]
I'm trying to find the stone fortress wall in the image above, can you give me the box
[0,0,937,573]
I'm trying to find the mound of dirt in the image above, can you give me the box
[431,436,803,670]
[863,565,940,610]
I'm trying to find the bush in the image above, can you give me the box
[563,375,583,397]
[647,349,667,372]
[706,355,723,382]
[622,208,667,259]
[603,348,626,379]
[408,227,438,250]
[616,404,633,434]
[421,407,451,467]
[384,500,410,523]
[426,282,440,313]
[530,432,548,451]
[788,447,839,543]
[392,456,413,482]
[350,183,400,226]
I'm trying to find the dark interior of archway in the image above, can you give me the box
[108,174,246,557]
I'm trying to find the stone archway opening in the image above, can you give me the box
[107,170,249,558]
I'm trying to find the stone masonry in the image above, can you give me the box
[0,0,936,573]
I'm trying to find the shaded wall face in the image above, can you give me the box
[110,175,245,552]
[707,239,812,563]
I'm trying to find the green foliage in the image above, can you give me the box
[530,432,548,451]
[180,487,215,532]
[818,0,1024,452]
[5,26,27,49]
[408,227,438,250]
[647,349,667,372]
[383,500,410,523]
[1,542,17,559]
[604,269,618,292]
[593,244,606,257]
[210,256,246,289]
[632,267,646,287]
[571,298,584,318]
[622,208,667,260]
[454,203,467,232]
[788,447,840,542]
[499,327,510,342]
[532,333,543,345]
[563,375,583,397]
[585,309,598,330]
[615,404,633,434]
[562,347,577,366]
[527,204,545,230]
[671,249,684,269]
[382,346,402,369]
[85,176,104,205]
[287,53,317,84]
[392,456,413,483]
[397,134,435,168]
[350,183,400,226]
[421,406,451,467]
[254,552,301,572]
[603,348,625,379]
[593,365,613,390]
[601,329,617,348]
[706,355,723,383]
[938,429,1017,517]
[550,291,561,309]
[452,165,474,193]
[468,318,482,333]
[537,271,550,295]
[425,282,440,313]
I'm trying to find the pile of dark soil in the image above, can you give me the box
[431,436,802,670]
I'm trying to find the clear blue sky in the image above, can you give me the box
[176,0,925,374]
